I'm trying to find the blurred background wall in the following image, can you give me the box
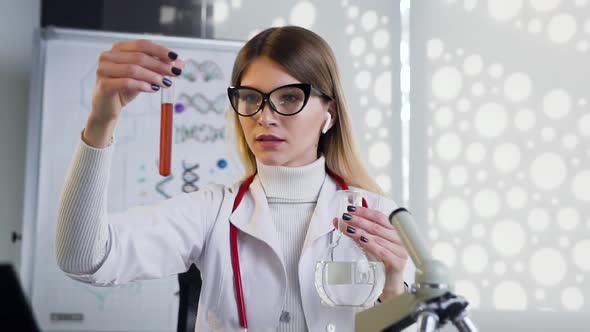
[409,1,589,330]
[1,0,588,331]
[0,0,40,265]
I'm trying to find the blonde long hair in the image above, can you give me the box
[227,26,384,195]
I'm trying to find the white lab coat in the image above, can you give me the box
[66,174,414,332]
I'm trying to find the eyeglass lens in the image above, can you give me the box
[231,85,308,116]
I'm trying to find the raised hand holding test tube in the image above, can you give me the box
[82,39,183,151]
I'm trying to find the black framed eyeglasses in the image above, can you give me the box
[227,83,333,117]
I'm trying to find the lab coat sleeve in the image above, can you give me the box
[65,184,226,286]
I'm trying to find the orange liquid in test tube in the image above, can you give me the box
[159,103,173,176]
[159,79,174,176]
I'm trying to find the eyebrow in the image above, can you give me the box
[237,82,303,93]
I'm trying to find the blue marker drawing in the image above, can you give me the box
[217,159,228,169]
[156,175,174,199]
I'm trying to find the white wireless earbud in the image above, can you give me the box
[321,112,332,134]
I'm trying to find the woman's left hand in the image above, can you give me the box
[332,205,409,302]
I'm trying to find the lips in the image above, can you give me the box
[255,134,285,142]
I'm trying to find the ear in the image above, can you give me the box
[321,102,338,134]
[321,112,332,134]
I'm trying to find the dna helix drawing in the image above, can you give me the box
[180,59,223,82]
[181,161,200,193]
[175,93,228,115]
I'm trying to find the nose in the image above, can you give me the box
[255,99,278,127]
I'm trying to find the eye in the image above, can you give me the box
[240,92,260,103]
[278,94,300,104]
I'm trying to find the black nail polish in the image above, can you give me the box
[360,236,369,243]
[347,205,356,212]
[171,67,182,76]
[151,84,160,91]
[163,77,172,87]
[168,51,178,60]
[342,213,352,221]
[346,226,356,234]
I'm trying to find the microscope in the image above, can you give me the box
[355,208,478,332]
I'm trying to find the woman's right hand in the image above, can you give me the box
[91,39,183,123]
[84,40,184,147]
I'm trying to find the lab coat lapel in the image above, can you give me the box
[227,176,283,263]
[301,175,339,255]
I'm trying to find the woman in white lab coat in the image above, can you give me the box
[56,26,412,331]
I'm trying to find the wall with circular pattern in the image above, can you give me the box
[411,0,590,313]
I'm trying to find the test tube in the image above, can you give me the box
[159,77,174,176]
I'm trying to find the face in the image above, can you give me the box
[237,56,333,167]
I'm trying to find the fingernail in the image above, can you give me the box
[347,205,356,212]
[168,51,178,60]
[346,226,356,234]
[342,213,352,221]
[163,77,172,87]
[151,84,160,91]
[171,67,182,76]
[360,236,369,243]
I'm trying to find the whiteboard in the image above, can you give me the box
[22,28,243,332]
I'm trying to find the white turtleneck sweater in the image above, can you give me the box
[256,157,325,332]
[56,137,325,332]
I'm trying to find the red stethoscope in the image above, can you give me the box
[229,167,368,329]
